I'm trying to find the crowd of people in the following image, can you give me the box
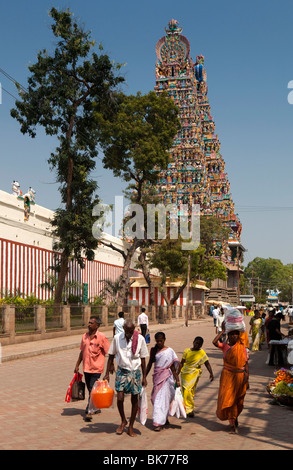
[210,303,291,361]
[72,303,264,437]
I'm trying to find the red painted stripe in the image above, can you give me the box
[142,288,145,306]
[0,238,142,300]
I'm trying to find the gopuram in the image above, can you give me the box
[153,20,244,304]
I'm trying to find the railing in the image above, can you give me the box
[0,303,205,345]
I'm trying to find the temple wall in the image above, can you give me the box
[0,190,140,300]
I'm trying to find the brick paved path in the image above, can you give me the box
[0,317,292,451]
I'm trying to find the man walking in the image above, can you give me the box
[137,307,149,338]
[212,305,220,327]
[268,311,286,366]
[74,316,110,421]
[113,311,125,336]
[103,318,149,437]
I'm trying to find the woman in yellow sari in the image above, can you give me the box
[180,337,214,417]
[213,327,249,434]
[249,310,263,351]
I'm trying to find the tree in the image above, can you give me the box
[95,91,180,305]
[244,257,293,302]
[146,235,227,307]
[39,271,82,303]
[200,216,230,256]
[99,277,122,304]
[11,8,124,304]
[142,215,227,309]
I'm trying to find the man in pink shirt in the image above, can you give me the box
[74,316,110,421]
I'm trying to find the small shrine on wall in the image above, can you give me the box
[153,20,244,302]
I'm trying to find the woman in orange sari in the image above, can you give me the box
[213,325,249,434]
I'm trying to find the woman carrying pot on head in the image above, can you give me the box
[213,322,249,434]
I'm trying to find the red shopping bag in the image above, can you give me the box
[65,372,84,403]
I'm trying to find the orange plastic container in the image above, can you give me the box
[91,380,114,409]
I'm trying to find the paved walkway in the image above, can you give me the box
[0,316,292,451]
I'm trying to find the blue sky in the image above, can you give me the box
[1,0,293,266]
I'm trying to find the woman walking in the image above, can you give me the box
[213,325,249,434]
[180,336,214,417]
[146,332,180,432]
[249,310,263,351]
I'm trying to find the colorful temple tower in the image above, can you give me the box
[153,20,244,303]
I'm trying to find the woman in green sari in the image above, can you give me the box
[180,337,214,417]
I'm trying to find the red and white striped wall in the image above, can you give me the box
[129,286,186,306]
[0,238,139,301]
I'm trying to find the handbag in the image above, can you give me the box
[145,333,150,344]
[71,380,85,401]
[65,372,85,402]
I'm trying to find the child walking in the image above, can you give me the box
[180,336,214,417]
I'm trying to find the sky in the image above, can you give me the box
[1,0,293,267]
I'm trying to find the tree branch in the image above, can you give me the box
[98,239,127,261]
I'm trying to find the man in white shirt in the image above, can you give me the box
[113,311,125,336]
[216,308,226,342]
[104,318,149,437]
[212,306,220,327]
[137,307,149,338]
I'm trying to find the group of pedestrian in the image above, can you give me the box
[264,307,287,366]
[113,307,149,338]
[211,303,289,366]
[73,306,249,436]
[74,308,150,434]
[243,306,287,367]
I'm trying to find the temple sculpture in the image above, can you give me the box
[153,20,244,303]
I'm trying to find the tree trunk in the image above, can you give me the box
[54,113,76,306]
[170,280,187,305]
[138,250,155,306]
[54,252,69,305]
[160,287,171,307]
[117,238,142,306]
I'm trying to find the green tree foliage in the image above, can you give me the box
[200,215,230,256]
[96,91,180,191]
[99,277,122,304]
[244,257,293,303]
[10,8,124,304]
[146,216,227,305]
[95,91,181,304]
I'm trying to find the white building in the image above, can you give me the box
[0,188,141,301]
[0,187,208,306]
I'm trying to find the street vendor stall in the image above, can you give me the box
[267,336,293,406]
[267,367,293,406]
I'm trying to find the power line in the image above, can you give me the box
[236,206,293,213]
[2,86,18,101]
[0,67,27,93]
